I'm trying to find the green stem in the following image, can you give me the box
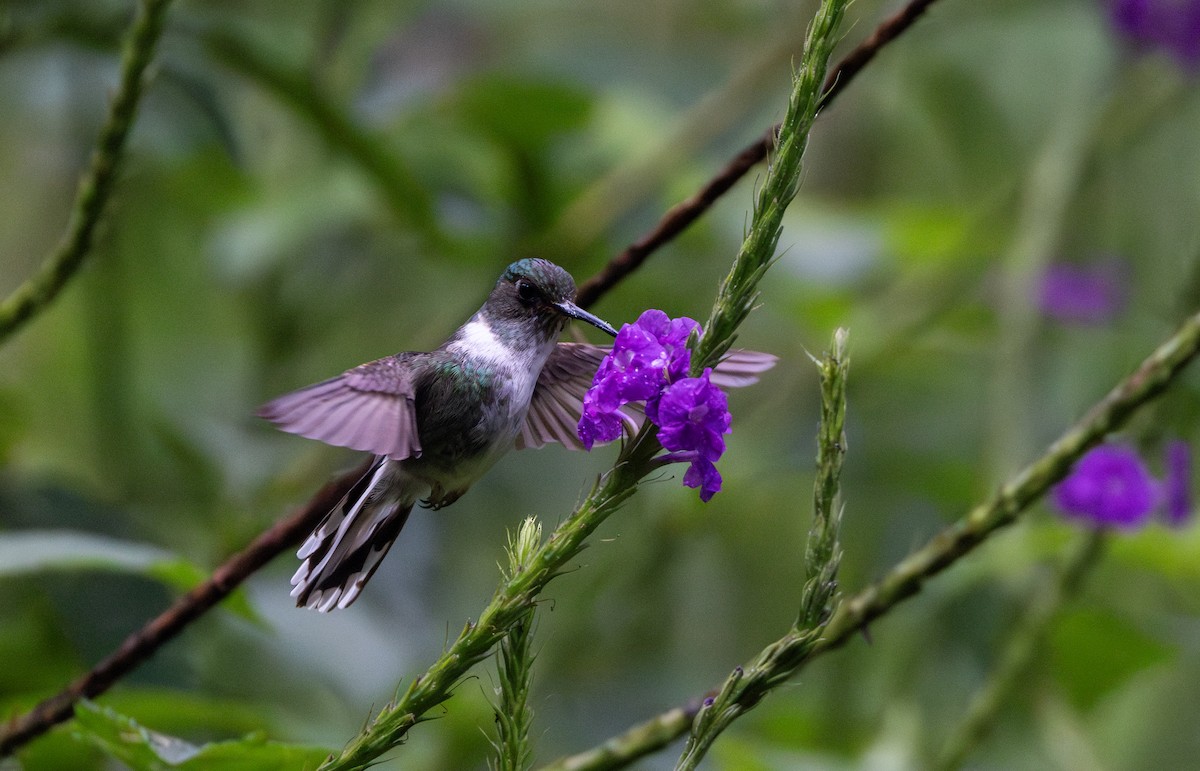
[675,329,849,770]
[800,328,849,630]
[934,530,1106,771]
[493,613,536,771]
[492,519,543,771]
[673,0,853,758]
[545,304,1200,770]
[0,0,173,345]
[537,706,698,771]
[693,0,849,373]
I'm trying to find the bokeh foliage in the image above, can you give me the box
[2,0,1200,768]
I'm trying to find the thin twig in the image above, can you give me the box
[542,305,1200,770]
[0,0,173,345]
[538,702,703,771]
[575,0,941,310]
[0,461,368,756]
[677,327,850,770]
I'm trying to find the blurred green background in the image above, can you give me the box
[3,0,1200,768]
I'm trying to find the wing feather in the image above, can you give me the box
[708,350,779,388]
[258,355,421,460]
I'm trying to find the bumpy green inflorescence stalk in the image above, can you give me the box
[674,329,850,770]
[0,0,174,345]
[799,327,849,630]
[491,518,543,771]
[692,0,850,373]
[320,432,662,771]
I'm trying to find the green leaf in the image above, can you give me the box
[1050,608,1175,710]
[0,531,261,623]
[0,530,178,577]
[105,688,275,738]
[72,701,330,770]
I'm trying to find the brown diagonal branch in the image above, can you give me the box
[0,461,367,757]
[575,0,940,310]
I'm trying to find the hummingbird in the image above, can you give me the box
[259,258,774,612]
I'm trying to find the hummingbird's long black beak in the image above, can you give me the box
[554,301,618,337]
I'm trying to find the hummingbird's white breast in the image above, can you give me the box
[418,315,558,497]
[446,316,557,421]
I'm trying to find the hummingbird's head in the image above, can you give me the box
[488,259,618,339]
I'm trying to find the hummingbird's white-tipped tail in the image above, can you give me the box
[291,457,415,612]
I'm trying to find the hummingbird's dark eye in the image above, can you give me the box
[516,279,539,305]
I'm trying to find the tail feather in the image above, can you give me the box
[291,458,414,612]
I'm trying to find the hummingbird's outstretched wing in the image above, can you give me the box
[517,344,778,450]
[257,354,422,460]
[516,343,640,450]
[705,349,780,388]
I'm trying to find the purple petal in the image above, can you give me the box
[656,370,731,462]
[577,399,624,450]
[579,309,707,450]
[683,458,723,502]
[1106,0,1200,71]
[1165,440,1192,527]
[1109,0,1155,39]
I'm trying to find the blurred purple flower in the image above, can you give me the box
[656,369,732,501]
[1165,440,1192,526]
[1106,0,1200,70]
[579,311,734,501]
[1052,441,1194,529]
[1037,260,1127,324]
[1053,444,1157,528]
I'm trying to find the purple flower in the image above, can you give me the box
[577,407,626,452]
[1165,440,1192,526]
[578,310,736,501]
[1106,0,1200,70]
[1053,445,1157,529]
[682,459,723,503]
[578,309,701,450]
[1052,441,1195,529]
[1037,260,1127,324]
[656,370,732,501]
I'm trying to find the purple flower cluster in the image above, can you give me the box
[654,369,731,501]
[1037,260,1127,325]
[578,309,732,501]
[1107,0,1200,70]
[1052,441,1192,529]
